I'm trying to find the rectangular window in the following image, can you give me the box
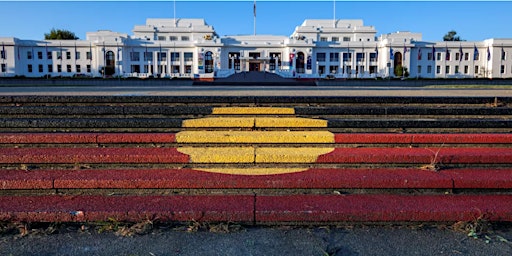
[356,53,364,62]
[0,50,5,59]
[169,36,178,41]
[369,66,377,74]
[158,52,167,61]
[76,65,81,73]
[47,51,52,60]
[501,65,505,74]
[475,65,479,74]
[185,65,192,74]
[181,36,189,41]
[130,65,140,73]
[130,52,140,61]
[464,65,469,74]
[464,52,469,61]
[158,36,166,41]
[370,53,377,62]
[455,52,460,61]
[343,52,352,61]
[427,65,432,74]
[427,52,433,61]
[38,64,43,73]
[329,65,338,73]
[436,52,441,61]
[86,51,92,60]
[144,52,153,61]
[455,65,459,73]
[172,65,180,73]
[86,64,91,73]
[184,52,193,62]
[27,51,32,59]
[446,51,450,61]
[1,64,6,72]
[320,37,327,42]
[316,53,326,62]
[66,65,72,72]
[171,52,180,62]
[75,51,80,60]
[329,52,339,62]
[27,64,32,73]
[48,64,53,73]
[66,51,71,60]
[332,37,339,42]
[436,65,441,74]
[158,64,166,74]
[343,37,350,42]
[143,65,149,73]
[417,65,422,74]
[38,51,43,59]
[57,64,62,73]
[346,65,352,74]
[445,65,450,74]
[56,51,62,60]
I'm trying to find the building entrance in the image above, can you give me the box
[249,62,260,71]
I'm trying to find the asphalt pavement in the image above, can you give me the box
[1,224,512,256]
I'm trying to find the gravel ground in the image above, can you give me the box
[1,223,512,256]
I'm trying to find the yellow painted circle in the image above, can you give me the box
[177,107,334,175]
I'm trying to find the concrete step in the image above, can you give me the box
[1,194,511,223]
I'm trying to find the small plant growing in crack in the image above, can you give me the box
[420,143,444,172]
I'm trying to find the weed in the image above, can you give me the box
[420,144,444,171]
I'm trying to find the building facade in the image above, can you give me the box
[1,18,511,79]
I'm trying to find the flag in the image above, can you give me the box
[58,43,62,60]
[417,48,422,60]
[253,0,256,18]
[502,46,505,60]
[459,45,463,62]
[17,46,20,60]
[74,42,77,60]
[390,48,394,60]
[432,45,436,60]
[89,42,92,61]
[473,45,478,60]
[487,46,491,61]
[374,45,378,61]
[403,45,406,61]
[45,43,48,60]
[1,42,5,59]
[31,47,34,60]
[159,44,162,61]
[445,49,450,61]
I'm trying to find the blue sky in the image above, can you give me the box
[1,1,511,42]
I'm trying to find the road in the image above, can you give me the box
[0,85,511,97]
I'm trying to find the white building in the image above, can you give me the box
[1,18,511,79]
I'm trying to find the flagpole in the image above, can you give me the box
[333,0,336,28]
[253,0,256,36]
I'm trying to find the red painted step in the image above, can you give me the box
[2,168,511,190]
[317,147,512,164]
[0,133,176,144]
[0,148,189,164]
[0,195,254,223]
[1,147,511,164]
[256,194,512,222]
[1,194,511,223]
[2,133,512,144]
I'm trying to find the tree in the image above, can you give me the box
[44,28,79,40]
[443,30,462,41]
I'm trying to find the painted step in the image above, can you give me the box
[1,194,511,223]
[1,147,511,164]
[2,168,512,190]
